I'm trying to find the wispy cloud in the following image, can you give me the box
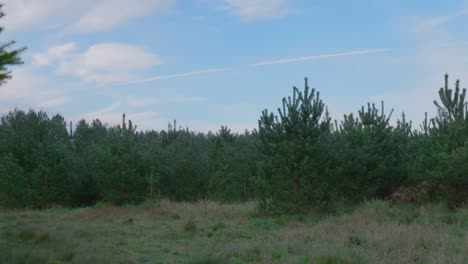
[0,67,70,109]
[72,0,174,32]
[82,101,122,119]
[435,41,468,48]
[253,49,390,66]
[33,42,161,83]
[3,0,174,32]
[223,0,289,20]
[410,9,468,35]
[118,68,229,85]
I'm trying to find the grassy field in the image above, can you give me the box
[0,200,466,264]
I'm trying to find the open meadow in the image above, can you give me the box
[0,200,466,264]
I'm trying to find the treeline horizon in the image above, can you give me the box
[0,75,466,212]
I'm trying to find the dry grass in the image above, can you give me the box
[0,200,466,263]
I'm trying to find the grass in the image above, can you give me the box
[0,200,466,263]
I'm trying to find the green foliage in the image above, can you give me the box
[93,119,149,205]
[255,78,330,213]
[0,109,72,207]
[0,4,26,85]
[69,119,107,205]
[0,154,29,207]
[411,75,468,208]
[158,126,210,201]
[328,103,412,202]
[208,126,258,201]
[0,75,466,211]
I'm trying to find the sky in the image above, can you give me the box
[1,0,468,132]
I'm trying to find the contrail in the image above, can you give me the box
[253,49,390,66]
[117,68,229,85]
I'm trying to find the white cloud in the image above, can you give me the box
[73,0,173,32]
[223,0,289,20]
[39,96,69,108]
[253,49,390,66]
[0,67,70,109]
[32,42,78,66]
[2,0,82,31]
[33,42,161,83]
[2,0,173,32]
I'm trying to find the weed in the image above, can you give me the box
[186,254,226,264]
[244,247,262,262]
[171,213,181,220]
[274,216,286,226]
[250,219,274,230]
[18,229,36,242]
[35,232,50,244]
[210,222,225,232]
[123,218,134,224]
[117,240,128,246]
[313,254,360,264]
[60,246,75,261]
[347,235,364,247]
[297,215,306,222]
[77,230,92,238]
[184,219,197,233]
[272,251,283,260]
[238,232,253,239]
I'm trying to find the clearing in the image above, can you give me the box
[0,200,466,263]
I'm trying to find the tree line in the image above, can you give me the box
[0,4,466,213]
[0,75,466,212]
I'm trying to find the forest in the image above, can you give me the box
[1,3,467,263]
[0,74,466,213]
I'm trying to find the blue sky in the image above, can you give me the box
[1,0,468,132]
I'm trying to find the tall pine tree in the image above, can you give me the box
[255,78,330,213]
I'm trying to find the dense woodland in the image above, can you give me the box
[0,75,466,213]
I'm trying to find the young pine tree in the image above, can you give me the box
[254,78,331,213]
[427,74,468,209]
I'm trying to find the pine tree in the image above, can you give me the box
[255,78,330,213]
[0,4,26,85]
[428,74,468,208]
[432,74,467,152]
[329,101,412,202]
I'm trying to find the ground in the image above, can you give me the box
[0,200,466,264]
